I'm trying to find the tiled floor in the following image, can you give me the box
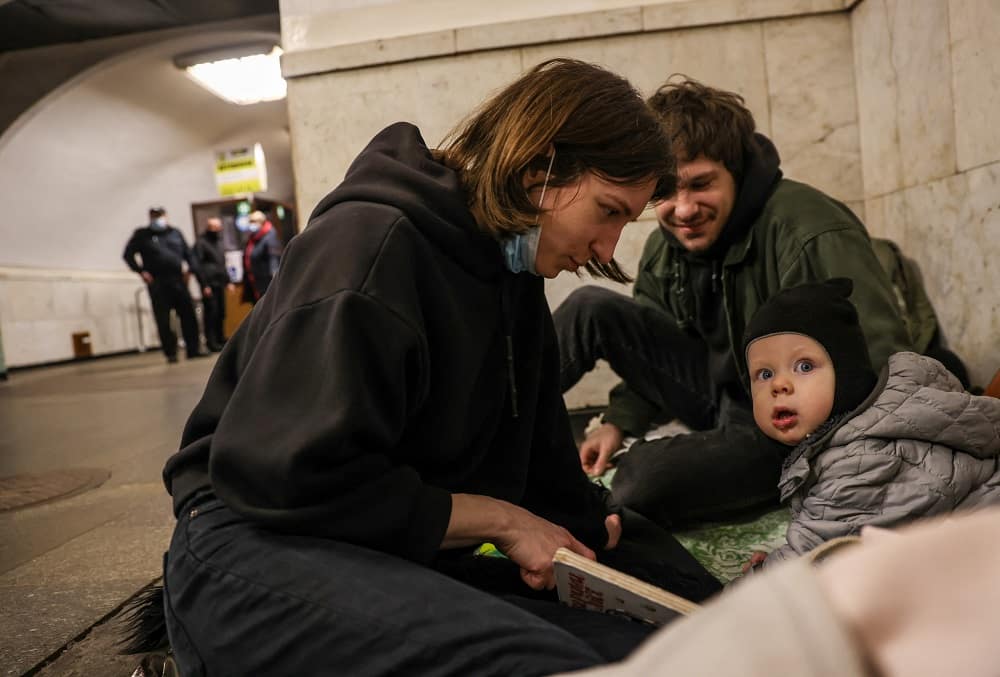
[0,352,216,675]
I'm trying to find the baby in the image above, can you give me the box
[742,278,1000,567]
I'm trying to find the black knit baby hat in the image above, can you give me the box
[743,278,877,416]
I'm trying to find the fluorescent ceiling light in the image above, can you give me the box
[176,43,286,105]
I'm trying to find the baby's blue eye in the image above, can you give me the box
[796,360,814,373]
[756,368,773,381]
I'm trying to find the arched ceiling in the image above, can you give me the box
[0,0,279,52]
[0,25,292,270]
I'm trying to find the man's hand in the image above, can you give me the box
[140,271,154,284]
[579,422,625,476]
[203,286,213,297]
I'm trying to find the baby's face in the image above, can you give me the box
[747,332,835,445]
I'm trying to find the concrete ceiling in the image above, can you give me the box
[0,0,279,52]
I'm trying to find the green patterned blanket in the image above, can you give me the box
[673,507,789,583]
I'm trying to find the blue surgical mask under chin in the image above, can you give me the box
[501,226,541,274]
[500,151,555,275]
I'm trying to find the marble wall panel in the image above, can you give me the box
[642,0,852,31]
[949,0,1000,171]
[764,14,862,202]
[4,280,55,322]
[951,161,1000,386]
[1,320,35,366]
[864,164,997,387]
[0,275,157,366]
[287,51,524,221]
[852,0,902,197]
[456,7,642,53]
[521,23,771,135]
[896,172,967,302]
[852,0,956,198]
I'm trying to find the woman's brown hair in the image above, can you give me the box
[436,58,675,282]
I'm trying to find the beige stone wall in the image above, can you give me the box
[853,0,1000,388]
[280,0,864,407]
[280,0,997,407]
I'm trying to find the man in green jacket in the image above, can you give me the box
[554,78,914,527]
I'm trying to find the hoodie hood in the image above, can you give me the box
[308,122,502,279]
[666,132,783,261]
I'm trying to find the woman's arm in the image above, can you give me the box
[444,493,598,590]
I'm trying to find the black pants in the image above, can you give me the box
[554,286,786,527]
[164,494,720,677]
[201,283,226,349]
[148,277,201,358]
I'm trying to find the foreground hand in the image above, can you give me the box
[820,509,1000,677]
[579,423,625,476]
[495,503,596,591]
[741,550,768,573]
[140,271,154,284]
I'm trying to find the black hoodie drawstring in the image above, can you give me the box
[500,279,518,418]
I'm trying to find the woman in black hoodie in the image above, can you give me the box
[146,59,718,676]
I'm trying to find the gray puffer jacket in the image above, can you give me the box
[766,351,1000,565]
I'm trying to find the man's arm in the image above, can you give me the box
[122,233,143,274]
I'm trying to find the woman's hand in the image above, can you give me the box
[579,423,625,476]
[495,502,596,590]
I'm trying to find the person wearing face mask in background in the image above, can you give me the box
[241,210,282,305]
[193,216,231,352]
[123,206,207,363]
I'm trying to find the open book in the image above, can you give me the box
[553,547,700,626]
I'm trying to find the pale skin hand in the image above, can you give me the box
[444,494,621,590]
[818,509,1000,677]
[579,422,625,476]
[140,271,154,284]
[741,550,768,573]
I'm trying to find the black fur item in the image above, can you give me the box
[118,583,170,654]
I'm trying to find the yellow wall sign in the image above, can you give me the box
[215,143,268,196]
